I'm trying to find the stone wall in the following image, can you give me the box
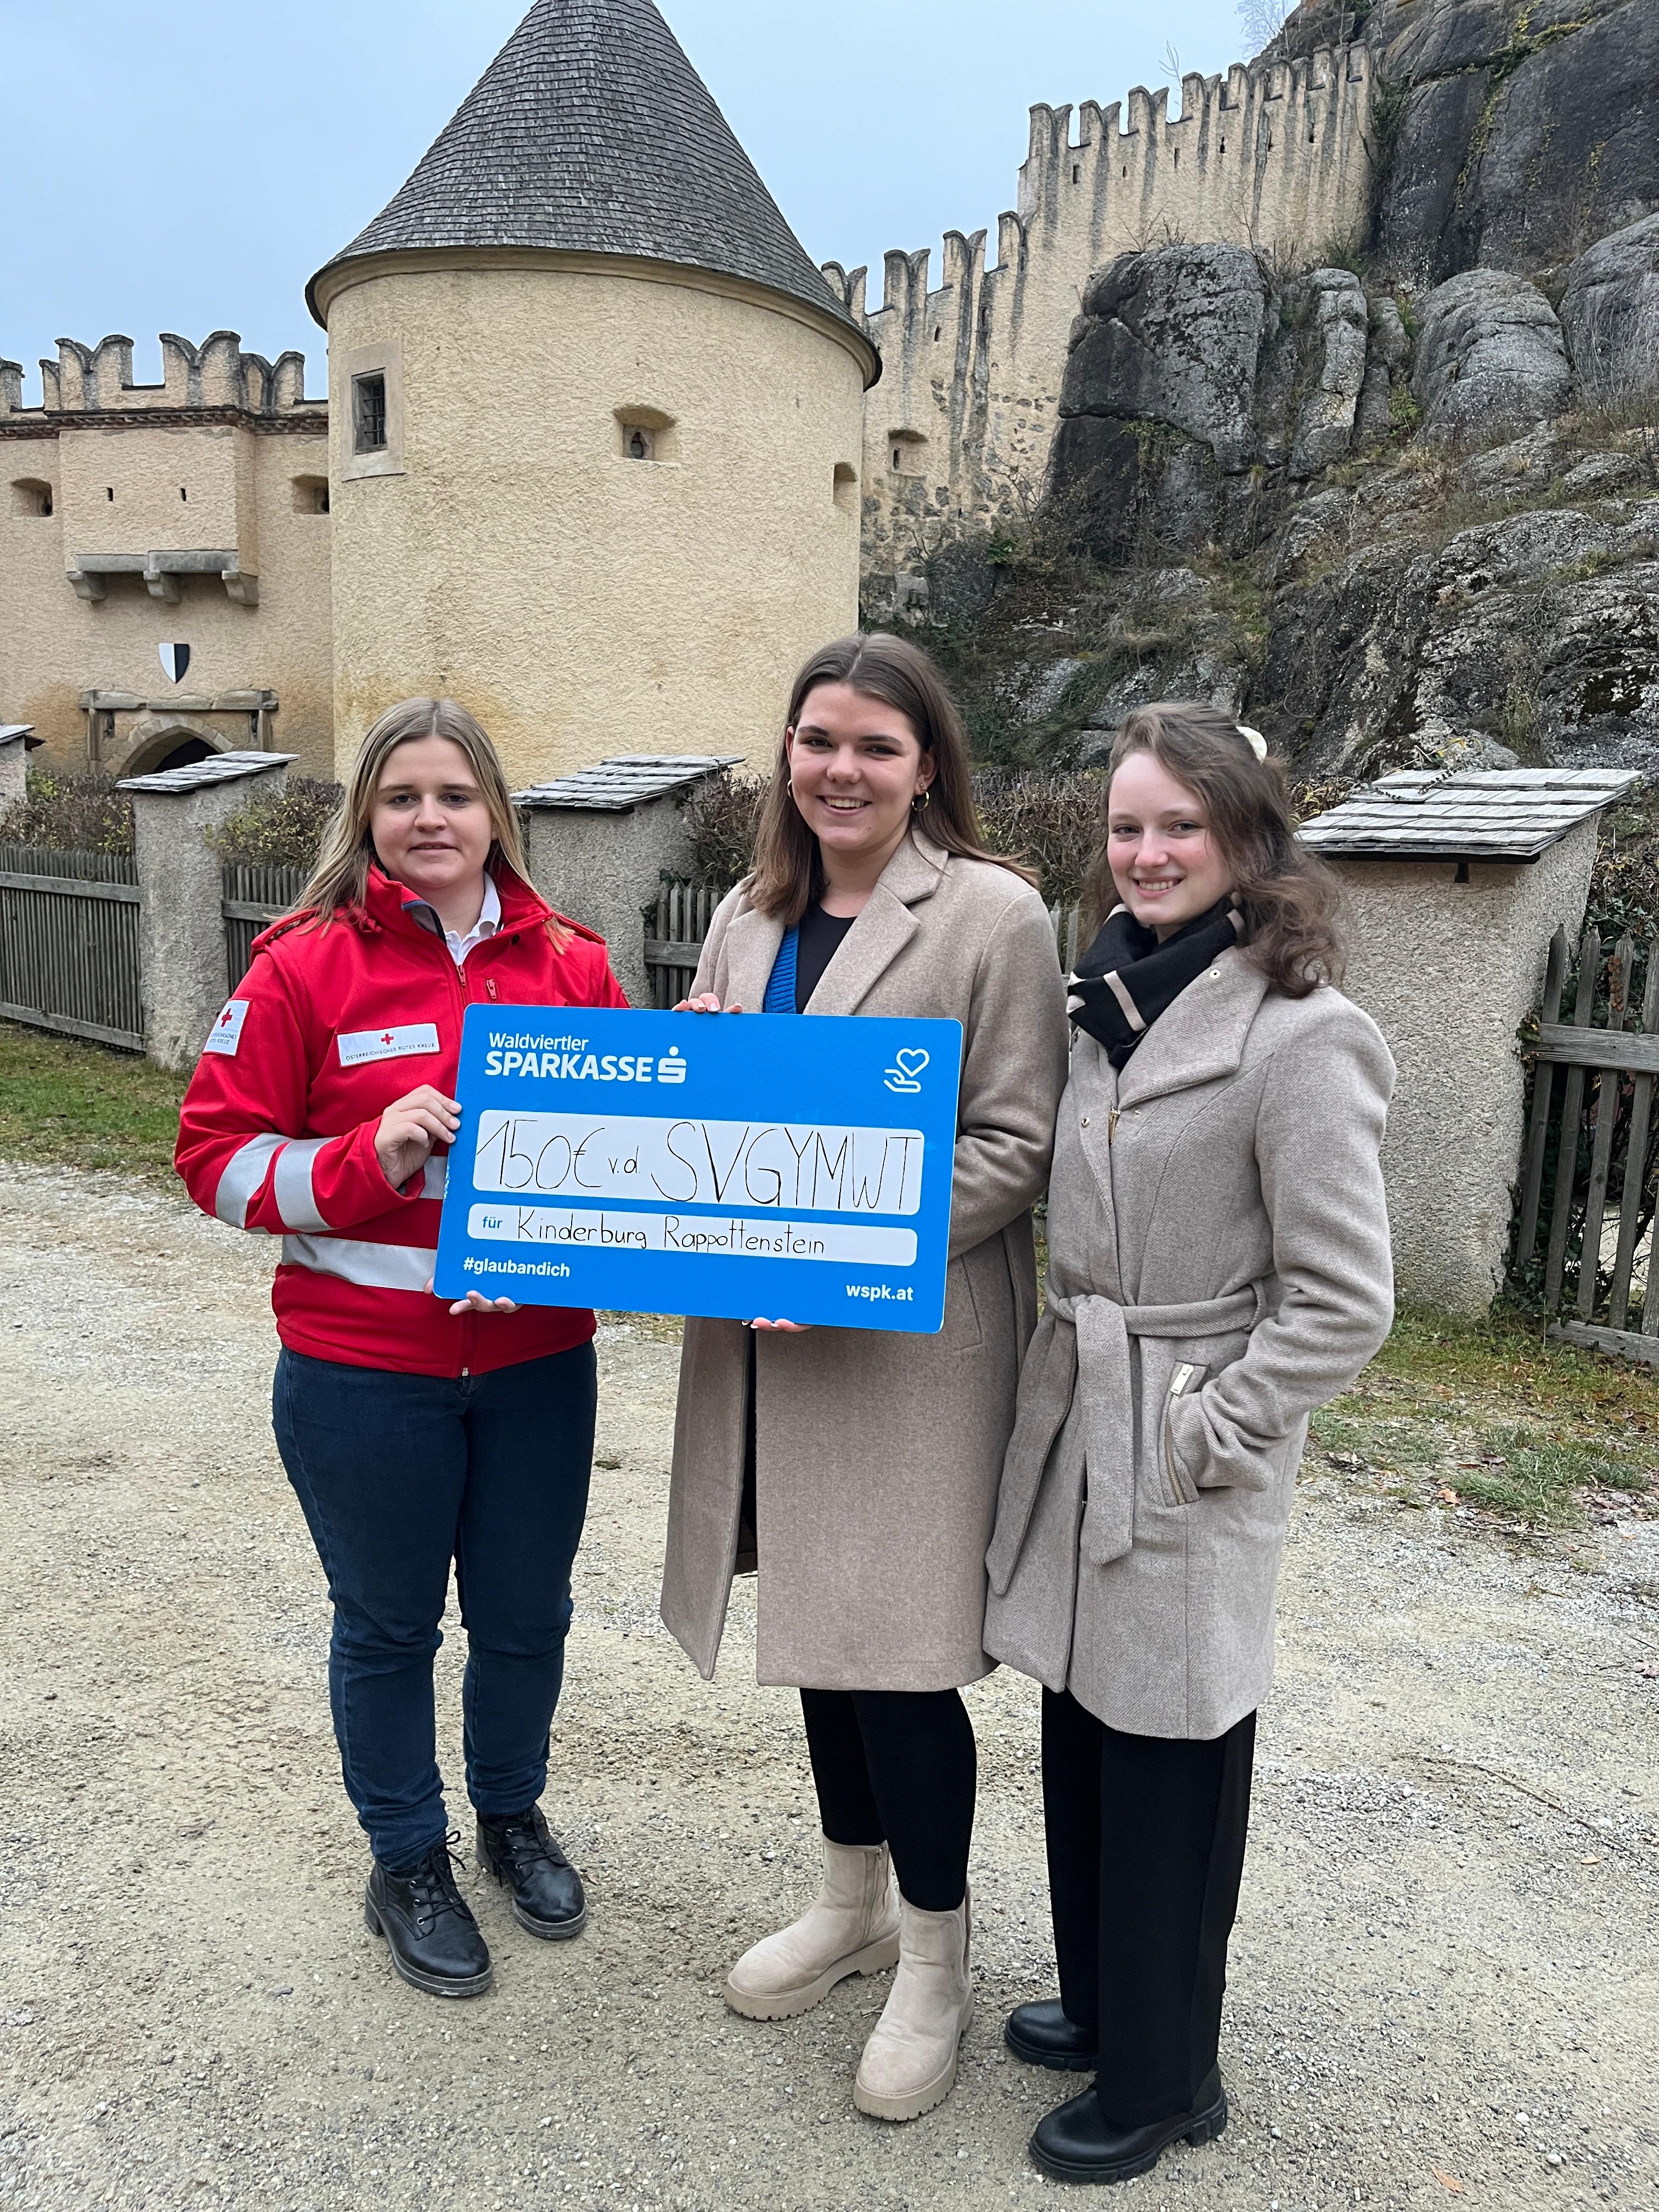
[828,42,1375,599]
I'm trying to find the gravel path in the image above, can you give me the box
[1,1165,1655,2211]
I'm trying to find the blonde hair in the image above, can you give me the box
[294,697,555,936]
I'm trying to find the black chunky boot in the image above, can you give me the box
[364,1837,493,1999]
[1029,2067,1227,2185]
[1005,1999,1099,2072]
[476,1805,587,1939]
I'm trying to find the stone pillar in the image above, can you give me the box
[514,757,743,1007]
[1331,822,1599,1317]
[119,751,295,1070]
[0,724,33,809]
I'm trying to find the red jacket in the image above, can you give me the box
[176,861,629,1376]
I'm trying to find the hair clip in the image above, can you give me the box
[1235,724,1269,761]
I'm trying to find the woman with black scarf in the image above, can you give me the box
[983,703,1398,2185]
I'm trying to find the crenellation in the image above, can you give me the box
[1,332,324,422]
[270,352,310,411]
[852,38,1375,581]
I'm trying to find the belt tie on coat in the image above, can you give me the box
[986,1282,1265,1594]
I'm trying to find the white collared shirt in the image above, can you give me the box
[409,873,501,966]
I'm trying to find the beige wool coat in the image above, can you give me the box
[658,830,1071,1692]
[983,949,1396,1740]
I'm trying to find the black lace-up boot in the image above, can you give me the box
[364,1836,493,1999]
[476,1804,587,1939]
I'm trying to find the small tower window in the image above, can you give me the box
[614,407,676,463]
[292,475,330,514]
[888,430,928,478]
[106,486,115,501]
[1072,163,1081,183]
[833,461,857,512]
[9,478,53,517]
[353,371,388,454]
[180,486,188,501]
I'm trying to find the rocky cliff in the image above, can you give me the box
[902,0,1659,787]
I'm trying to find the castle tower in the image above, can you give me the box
[307,0,878,785]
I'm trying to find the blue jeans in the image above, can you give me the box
[272,1342,597,1869]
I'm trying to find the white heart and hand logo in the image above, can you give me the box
[884,1047,930,1094]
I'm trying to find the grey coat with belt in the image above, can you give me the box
[983,949,1396,1740]
[658,830,1071,1692]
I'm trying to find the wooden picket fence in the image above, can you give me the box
[1514,924,1658,1369]
[642,883,725,1007]
[642,882,1086,1008]
[0,840,143,1050]
[222,862,308,992]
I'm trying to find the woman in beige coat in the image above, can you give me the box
[984,704,1395,2187]
[660,634,1069,2121]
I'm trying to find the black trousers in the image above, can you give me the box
[800,1687,976,1913]
[1042,1688,1256,2127]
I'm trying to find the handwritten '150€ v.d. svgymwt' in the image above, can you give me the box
[471,1111,926,1216]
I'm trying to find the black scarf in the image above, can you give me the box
[1068,899,1243,1066]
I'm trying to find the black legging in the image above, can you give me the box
[799,1686,976,1912]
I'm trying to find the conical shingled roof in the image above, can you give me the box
[307,0,867,360]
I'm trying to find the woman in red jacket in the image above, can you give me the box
[177,697,627,2000]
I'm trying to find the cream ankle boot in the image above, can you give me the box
[853,1891,973,2120]
[724,1838,900,2021]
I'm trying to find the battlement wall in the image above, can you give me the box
[830,42,1374,584]
[0,332,323,425]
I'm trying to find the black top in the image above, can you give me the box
[308,0,866,347]
[795,903,856,1012]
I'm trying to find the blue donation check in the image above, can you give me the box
[432,1006,964,1331]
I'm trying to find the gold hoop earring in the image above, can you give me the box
[912,788,931,813]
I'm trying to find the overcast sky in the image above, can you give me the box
[1,0,1249,404]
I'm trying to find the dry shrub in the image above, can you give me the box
[972,770,1104,906]
[207,780,343,870]
[682,774,767,888]
[1586,790,1659,941]
[0,769,135,854]
[1289,775,1356,823]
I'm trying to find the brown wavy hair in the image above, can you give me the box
[746,633,1035,923]
[1083,702,1342,996]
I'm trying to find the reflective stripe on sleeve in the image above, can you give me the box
[214,1132,286,1228]
[280,1235,436,1293]
[272,1136,331,1233]
[422,1154,448,1199]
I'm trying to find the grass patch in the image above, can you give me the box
[1314,1304,1657,1531]
[1445,1427,1651,1527]
[1375,1304,1658,1437]
[0,1020,187,1182]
